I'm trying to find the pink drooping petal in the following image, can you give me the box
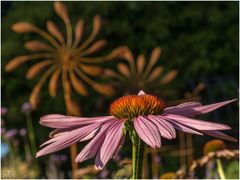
[40,127,100,147]
[133,117,154,147]
[36,122,101,157]
[200,130,237,142]
[80,128,100,142]
[113,135,125,160]
[95,120,125,169]
[134,116,161,148]
[193,99,237,115]
[164,102,202,111]
[40,133,66,147]
[156,115,177,138]
[163,99,237,117]
[163,102,202,117]
[147,115,176,139]
[75,120,118,163]
[163,114,231,130]
[40,114,115,128]
[133,118,153,147]
[49,127,76,138]
[164,118,203,135]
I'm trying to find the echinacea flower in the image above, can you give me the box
[37,90,237,170]
[104,46,178,94]
[5,1,118,115]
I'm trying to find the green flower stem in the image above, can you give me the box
[25,112,39,176]
[26,112,37,155]
[131,130,145,179]
[23,137,32,162]
[216,158,226,179]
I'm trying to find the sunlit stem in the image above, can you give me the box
[23,137,32,162]
[25,112,37,156]
[25,111,39,176]
[130,129,145,179]
[216,158,226,179]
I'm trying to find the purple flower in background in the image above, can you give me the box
[1,107,8,115]
[37,90,237,170]
[52,154,62,161]
[60,154,68,161]
[154,155,161,164]
[1,128,6,135]
[21,102,32,113]
[52,154,68,162]
[19,128,27,136]
[5,129,18,139]
[99,168,109,178]
[113,154,121,161]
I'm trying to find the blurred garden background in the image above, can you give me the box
[1,1,239,179]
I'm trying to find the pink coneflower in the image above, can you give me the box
[36,90,237,170]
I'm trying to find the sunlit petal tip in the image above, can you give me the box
[117,63,130,77]
[138,90,146,96]
[194,98,238,115]
[46,21,65,43]
[36,152,42,158]
[75,158,81,163]
[136,54,145,75]
[93,15,101,35]
[5,55,31,72]
[54,1,69,23]
[12,22,38,33]
[29,85,41,109]
[69,71,89,96]
[160,70,178,85]
[94,165,103,171]
[147,66,164,82]
[149,47,161,67]
[93,83,115,97]
[24,40,52,52]
[107,46,127,59]
[26,60,52,80]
